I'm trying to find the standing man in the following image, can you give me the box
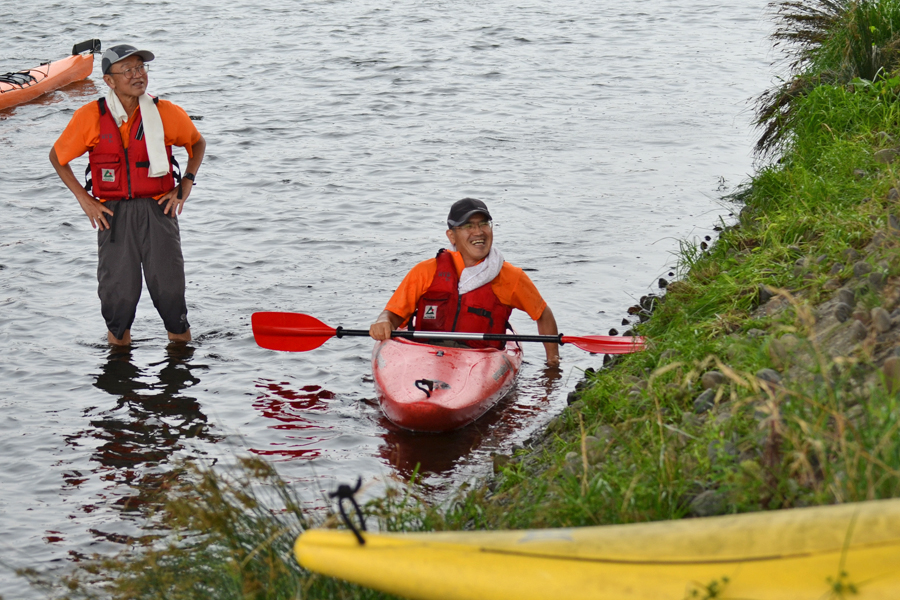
[49,44,206,346]
[370,198,561,367]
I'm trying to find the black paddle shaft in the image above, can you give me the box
[335,327,565,345]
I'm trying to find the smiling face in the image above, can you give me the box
[446,212,493,267]
[102,55,148,102]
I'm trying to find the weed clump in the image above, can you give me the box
[756,0,900,155]
[42,457,395,600]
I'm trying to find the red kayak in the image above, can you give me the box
[0,40,99,111]
[372,334,523,432]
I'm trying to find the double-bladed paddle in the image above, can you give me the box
[251,312,646,354]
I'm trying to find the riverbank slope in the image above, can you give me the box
[445,0,900,533]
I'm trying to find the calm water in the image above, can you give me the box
[1,0,773,593]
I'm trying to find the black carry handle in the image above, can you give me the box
[72,39,101,55]
[414,379,434,398]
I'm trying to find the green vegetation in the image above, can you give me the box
[468,55,900,534]
[37,458,404,599]
[33,1,900,597]
[756,0,900,154]
[436,0,900,532]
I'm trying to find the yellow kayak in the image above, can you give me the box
[295,498,900,599]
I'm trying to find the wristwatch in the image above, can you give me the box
[184,172,196,185]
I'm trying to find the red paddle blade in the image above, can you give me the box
[561,335,646,354]
[251,312,337,352]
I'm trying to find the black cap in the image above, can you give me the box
[447,198,492,228]
[101,44,155,75]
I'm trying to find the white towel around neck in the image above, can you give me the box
[452,246,505,295]
[104,89,169,177]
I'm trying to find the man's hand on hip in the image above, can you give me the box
[76,191,115,230]
[158,180,191,216]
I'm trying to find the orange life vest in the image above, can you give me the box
[86,97,176,200]
[412,249,512,349]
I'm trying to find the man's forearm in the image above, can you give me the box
[185,135,206,177]
[537,306,560,366]
[49,147,87,198]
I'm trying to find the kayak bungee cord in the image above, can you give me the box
[0,71,41,89]
[328,477,367,545]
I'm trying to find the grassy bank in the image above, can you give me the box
[455,0,900,529]
[36,1,900,598]
[468,86,900,531]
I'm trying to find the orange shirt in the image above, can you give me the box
[385,250,548,325]
[53,98,201,166]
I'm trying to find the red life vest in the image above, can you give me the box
[87,97,176,200]
[412,249,512,349]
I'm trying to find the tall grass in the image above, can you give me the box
[756,0,900,155]
[43,458,398,600]
[445,78,900,531]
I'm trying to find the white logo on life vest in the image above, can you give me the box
[423,305,438,319]
[101,169,116,183]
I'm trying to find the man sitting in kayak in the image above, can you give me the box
[369,198,560,367]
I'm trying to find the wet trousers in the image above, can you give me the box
[97,198,189,339]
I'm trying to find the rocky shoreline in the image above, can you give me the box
[505,208,900,519]
[474,112,900,525]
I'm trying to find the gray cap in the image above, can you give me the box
[447,198,492,228]
[101,44,155,74]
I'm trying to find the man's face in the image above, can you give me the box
[446,212,493,266]
[103,55,147,99]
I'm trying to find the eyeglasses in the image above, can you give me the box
[454,220,492,232]
[109,64,149,79]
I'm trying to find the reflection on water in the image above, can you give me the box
[88,344,213,469]
[379,421,490,478]
[251,381,335,460]
[249,367,561,479]
[379,366,563,479]
[64,344,218,517]
[0,78,98,118]
[53,78,99,101]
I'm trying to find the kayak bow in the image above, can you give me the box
[0,40,99,111]
[295,497,900,600]
[372,334,522,431]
